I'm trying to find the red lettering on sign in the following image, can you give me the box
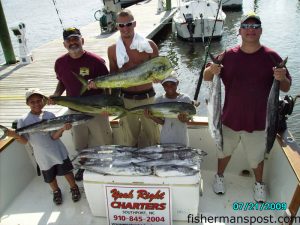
[136,189,165,202]
[111,188,134,201]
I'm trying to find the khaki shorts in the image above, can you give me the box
[120,97,160,147]
[217,125,265,168]
[68,109,113,151]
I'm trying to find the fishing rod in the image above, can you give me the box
[193,0,223,103]
[51,0,65,29]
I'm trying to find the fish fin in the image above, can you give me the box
[0,125,8,140]
[113,111,127,120]
[72,72,88,95]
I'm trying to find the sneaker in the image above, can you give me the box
[213,174,225,194]
[70,185,81,202]
[75,169,85,181]
[254,182,266,202]
[53,188,62,205]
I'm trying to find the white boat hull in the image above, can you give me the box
[1,117,300,224]
[173,0,226,41]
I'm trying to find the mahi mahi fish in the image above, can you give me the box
[51,95,126,117]
[265,56,288,153]
[0,114,93,139]
[75,56,173,94]
[206,52,223,151]
[120,101,196,119]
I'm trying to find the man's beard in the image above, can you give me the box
[68,44,82,54]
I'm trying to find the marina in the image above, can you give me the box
[1,0,300,224]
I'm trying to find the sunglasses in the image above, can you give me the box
[240,24,261,29]
[116,21,135,28]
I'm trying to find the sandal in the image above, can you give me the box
[70,185,81,202]
[53,188,62,205]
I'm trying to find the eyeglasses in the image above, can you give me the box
[240,23,261,29]
[116,21,135,28]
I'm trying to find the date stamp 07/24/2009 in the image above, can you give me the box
[232,202,287,211]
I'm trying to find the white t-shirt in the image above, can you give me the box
[18,111,69,171]
[155,93,192,146]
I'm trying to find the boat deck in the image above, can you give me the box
[0,0,177,128]
[0,170,275,225]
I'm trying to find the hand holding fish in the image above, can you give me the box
[87,80,97,90]
[63,123,72,131]
[209,63,223,76]
[178,112,189,123]
[47,96,56,105]
[273,67,287,82]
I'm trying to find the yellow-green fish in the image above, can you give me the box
[75,56,173,94]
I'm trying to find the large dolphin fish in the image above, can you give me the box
[119,101,196,119]
[75,56,173,94]
[51,95,126,117]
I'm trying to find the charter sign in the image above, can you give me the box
[105,185,172,225]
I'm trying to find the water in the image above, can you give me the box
[0,0,102,64]
[158,0,300,144]
[0,0,299,143]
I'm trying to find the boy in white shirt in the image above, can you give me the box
[145,76,193,146]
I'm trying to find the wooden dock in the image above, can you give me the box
[0,0,177,128]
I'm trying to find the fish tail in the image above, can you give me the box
[72,72,88,95]
[0,125,8,140]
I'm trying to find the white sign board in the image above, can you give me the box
[105,185,172,225]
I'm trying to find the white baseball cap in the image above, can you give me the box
[161,76,179,85]
[25,88,44,102]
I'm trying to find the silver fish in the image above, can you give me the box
[79,163,152,176]
[265,56,288,153]
[0,114,93,139]
[134,157,200,167]
[206,53,223,151]
[154,165,200,177]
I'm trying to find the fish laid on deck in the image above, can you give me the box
[75,56,173,94]
[51,95,125,117]
[74,144,206,176]
[120,101,196,119]
[0,114,93,139]
[265,57,288,153]
[78,163,153,176]
[154,165,199,177]
[206,53,223,151]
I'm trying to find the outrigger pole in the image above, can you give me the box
[0,0,17,64]
[193,0,223,102]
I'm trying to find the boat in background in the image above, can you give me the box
[217,0,243,11]
[173,0,226,41]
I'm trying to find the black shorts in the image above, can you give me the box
[42,157,74,183]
